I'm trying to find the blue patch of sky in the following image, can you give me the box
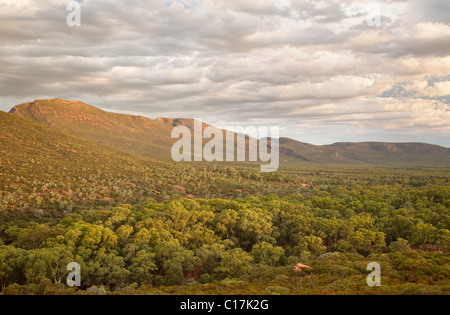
[379,75,450,104]
[163,0,200,9]
[430,75,450,105]
[379,85,405,98]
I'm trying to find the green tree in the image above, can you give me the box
[154,241,199,285]
[123,244,157,285]
[347,229,386,256]
[214,248,253,279]
[389,238,411,253]
[83,252,131,290]
[0,246,28,291]
[410,222,437,245]
[105,205,132,230]
[25,245,73,284]
[16,224,62,250]
[195,244,225,274]
[250,242,285,267]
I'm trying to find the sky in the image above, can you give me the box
[0,0,449,147]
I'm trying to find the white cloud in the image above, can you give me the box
[405,81,450,98]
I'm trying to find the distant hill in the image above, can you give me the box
[9,99,450,166]
[279,138,450,165]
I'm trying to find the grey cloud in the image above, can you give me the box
[290,0,348,23]
[0,0,449,147]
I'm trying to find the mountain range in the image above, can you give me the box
[4,98,450,166]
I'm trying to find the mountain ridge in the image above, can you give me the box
[8,99,450,166]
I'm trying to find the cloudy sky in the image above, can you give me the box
[1,0,449,147]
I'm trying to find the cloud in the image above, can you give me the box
[404,80,450,98]
[0,0,449,146]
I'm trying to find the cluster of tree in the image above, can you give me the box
[1,183,449,294]
[0,155,305,215]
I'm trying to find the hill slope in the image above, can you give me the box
[280,138,450,165]
[0,111,218,213]
[0,109,141,171]
[9,99,186,159]
[0,110,306,213]
[9,99,450,166]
